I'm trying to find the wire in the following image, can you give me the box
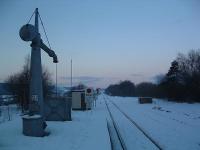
[71,59,72,88]
[56,63,58,98]
[27,9,35,24]
[38,12,52,49]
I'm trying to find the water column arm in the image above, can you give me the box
[40,40,58,63]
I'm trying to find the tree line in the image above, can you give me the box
[5,55,53,111]
[105,49,200,102]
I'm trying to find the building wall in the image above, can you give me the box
[72,92,82,109]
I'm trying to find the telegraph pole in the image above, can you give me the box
[66,60,68,87]
[56,64,58,98]
[71,59,72,88]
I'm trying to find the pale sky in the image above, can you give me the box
[0,0,200,88]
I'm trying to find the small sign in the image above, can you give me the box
[31,95,38,102]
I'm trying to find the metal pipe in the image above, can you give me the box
[40,40,58,63]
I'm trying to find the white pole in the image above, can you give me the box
[71,59,72,88]
[56,63,58,98]
[66,60,68,87]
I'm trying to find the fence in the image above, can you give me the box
[0,96,20,124]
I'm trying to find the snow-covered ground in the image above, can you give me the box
[104,95,200,150]
[0,105,19,123]
[0,94,200,150]
[0,99,110,150]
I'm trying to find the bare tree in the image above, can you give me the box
[5,55,53,111]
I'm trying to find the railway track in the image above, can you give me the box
[105,100,127,150]
[104,95,163,150]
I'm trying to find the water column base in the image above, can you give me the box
[22,115,47,137]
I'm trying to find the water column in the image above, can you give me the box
[29,8,44,116]
[20,8,59,136]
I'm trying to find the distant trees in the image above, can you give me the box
[135,82,157,97]
[160,60,185,100]
[161,49,200,102]
[105,49,200,102]
[105,81,160,98]
[71,83,87,90]
[5,55,53,111]
[105,80,135,97]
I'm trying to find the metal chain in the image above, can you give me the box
[27,9,35,24]
[38,11,58,98]
[38,12,52,49]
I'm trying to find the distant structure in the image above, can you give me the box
[71,88,96,110]
[19,8,58,137]
[0,83,15,105]
[0,83,12,97]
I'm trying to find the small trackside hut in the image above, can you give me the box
[71,88,96,110]
[71,90,86,110]
[138,97,153,104]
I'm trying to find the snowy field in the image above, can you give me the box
[104,94,200,150]
[0,94,200,150]
[0,100,110,150]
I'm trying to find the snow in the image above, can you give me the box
[0,100,111,150]
[0,105,19,123]
[1,94,200,150]
[22,114,41,119]
[105,95,200,150]
[106,100,159,150]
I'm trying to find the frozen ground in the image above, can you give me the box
[0,94,200,150]
[0,100,110,150]
[0,105,19,123]
[104,94,200,150]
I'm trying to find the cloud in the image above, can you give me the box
[60,76,104,85]
[130,73,144,77]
